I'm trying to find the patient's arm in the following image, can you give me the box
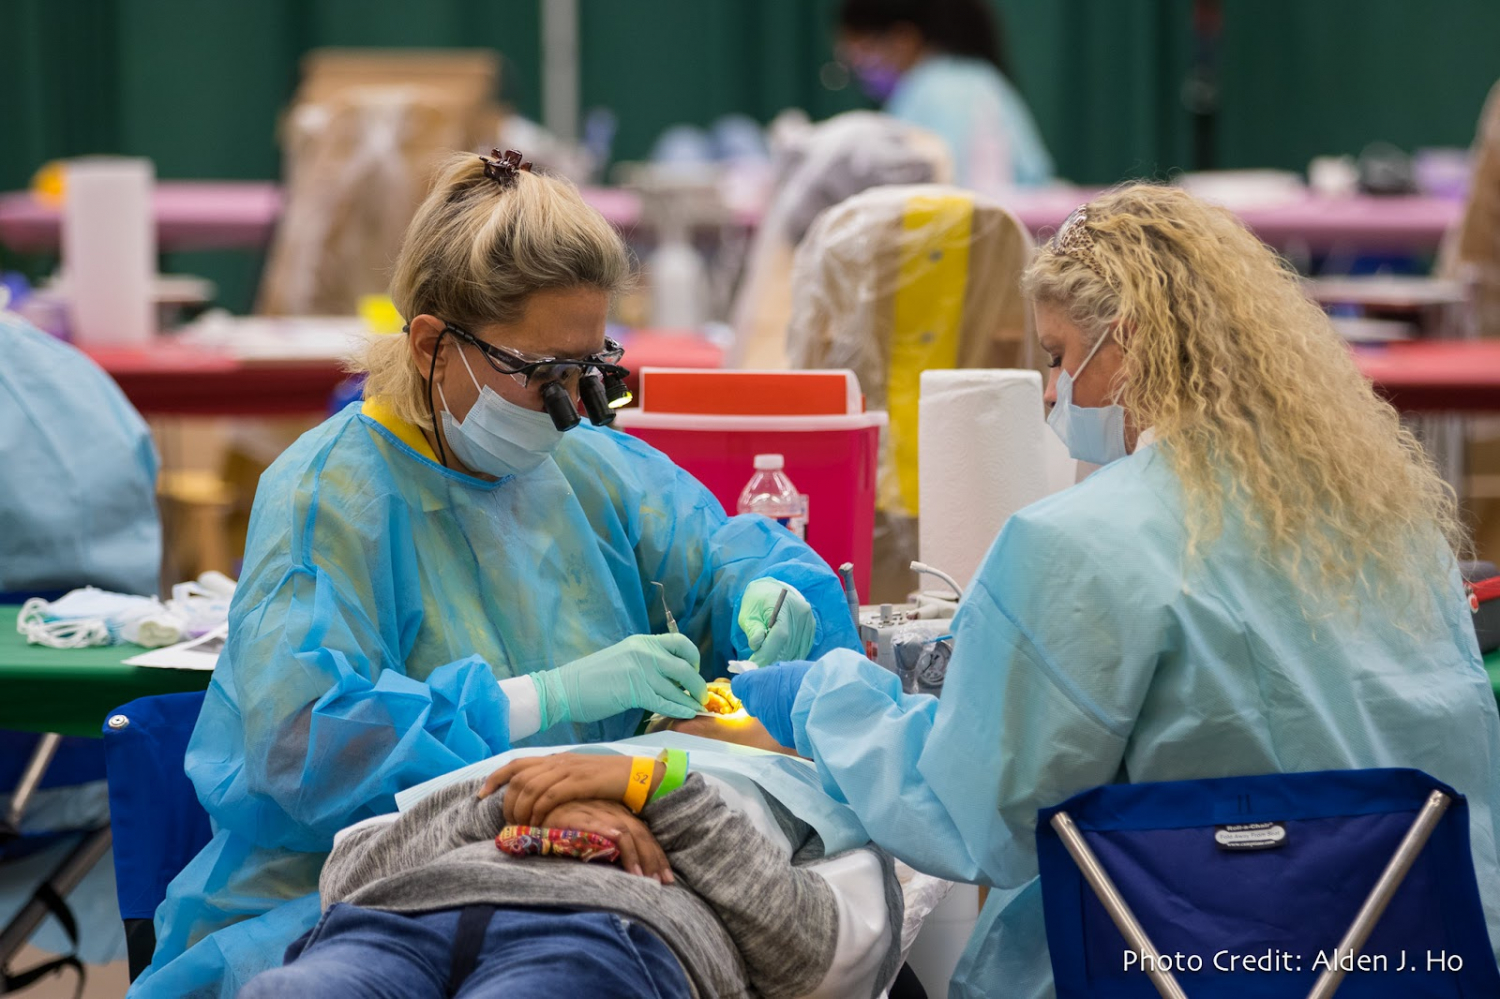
[322,777,676,904]
[642,773,846,997]
[319,781,507,903]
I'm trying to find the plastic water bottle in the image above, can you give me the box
[737,454,808,540]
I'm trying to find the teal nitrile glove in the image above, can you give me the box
[530,633,708,729]
[738,578,816,667]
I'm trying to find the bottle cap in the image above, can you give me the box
[753,454,784,471]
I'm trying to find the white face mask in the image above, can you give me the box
[437,345,565,479]
[1046,332,1130,466]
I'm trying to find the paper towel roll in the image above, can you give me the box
[918,369,1049,590]
[62,157,156,346]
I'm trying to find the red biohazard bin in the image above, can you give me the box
[617,369,883,597]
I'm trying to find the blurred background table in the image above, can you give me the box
[1,182,1465,257]
[81,327,724,419]
[1003,187,1463,253]
[1353,341,1500,412]
[0,182,281,253]
[0,607,210,738]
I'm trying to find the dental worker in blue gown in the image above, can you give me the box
[733,185,1500,998]
[128,150,858,998]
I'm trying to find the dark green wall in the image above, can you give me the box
[8,0,1498,190]
[3,0,1498,307]
[1214,0,1500,173]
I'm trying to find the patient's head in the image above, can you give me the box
[647,713,803,757]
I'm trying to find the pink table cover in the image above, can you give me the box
[1003,188,1462,253]
[0,181,1461,256]
[0,182,282,253]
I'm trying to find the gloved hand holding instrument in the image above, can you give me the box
[530,633,708,729]
[737,578,816,667]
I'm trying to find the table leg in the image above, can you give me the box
[0,826,113,978]
[1410,413,1465,503]
[0,733,61,841]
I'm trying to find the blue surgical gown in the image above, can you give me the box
[128,401,858,997]
[789,442,1500,999]
[0,313,160,597]
[885,55,1054,196]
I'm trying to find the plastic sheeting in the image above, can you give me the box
[784,185,1037,601]
[258,86,484,316]
[1444,80,1500,561]
[1446,78,1500,340]
[729,112,952,370]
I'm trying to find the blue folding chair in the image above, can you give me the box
[100,691,212,982]
[1038,769,1500,998]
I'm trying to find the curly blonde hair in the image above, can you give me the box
[353,152,631,431]
[1023,183,1462,611]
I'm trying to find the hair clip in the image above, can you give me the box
[480,148,532,188]
[1049,206,1112,285]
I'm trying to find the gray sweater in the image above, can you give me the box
[321,773,902,998]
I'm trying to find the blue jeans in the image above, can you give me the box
[239,904,693,999]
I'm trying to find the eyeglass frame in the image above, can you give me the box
[441,322,629,389]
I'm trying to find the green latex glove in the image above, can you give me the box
[738,578,816,666]
[531,633,708,729]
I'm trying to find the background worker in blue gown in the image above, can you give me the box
[128,149,859,998]
[730,185,1500,997]
[837,0,1054,196]
[0,310,161,599]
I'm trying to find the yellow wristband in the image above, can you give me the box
[623,756,655,814]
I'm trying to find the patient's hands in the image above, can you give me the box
[480,754,658,826]
[541,799,674,885]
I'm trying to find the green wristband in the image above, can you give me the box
[650,749,689,802]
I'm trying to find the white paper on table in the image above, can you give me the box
[123,624,227,670]
[176,313,370,361]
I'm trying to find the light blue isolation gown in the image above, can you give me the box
[127,400,859,997]
[885,54,1055,197]
[0,312,160,597]
[787,442,1500,999]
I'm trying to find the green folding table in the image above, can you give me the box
[0,608,211,980]
[0,608,211,738]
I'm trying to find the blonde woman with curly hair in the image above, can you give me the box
[130,151,859,998]
[728,184,1500,997]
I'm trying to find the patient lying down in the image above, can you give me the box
[240,715,903,999]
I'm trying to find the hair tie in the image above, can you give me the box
[480,148,532,188]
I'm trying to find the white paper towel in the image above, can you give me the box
[918,369,1050,590]
[62,157,156,346]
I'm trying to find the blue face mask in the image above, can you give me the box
[1046,332,1130,466]
[851,60,902,102]
[438,346,565,479]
